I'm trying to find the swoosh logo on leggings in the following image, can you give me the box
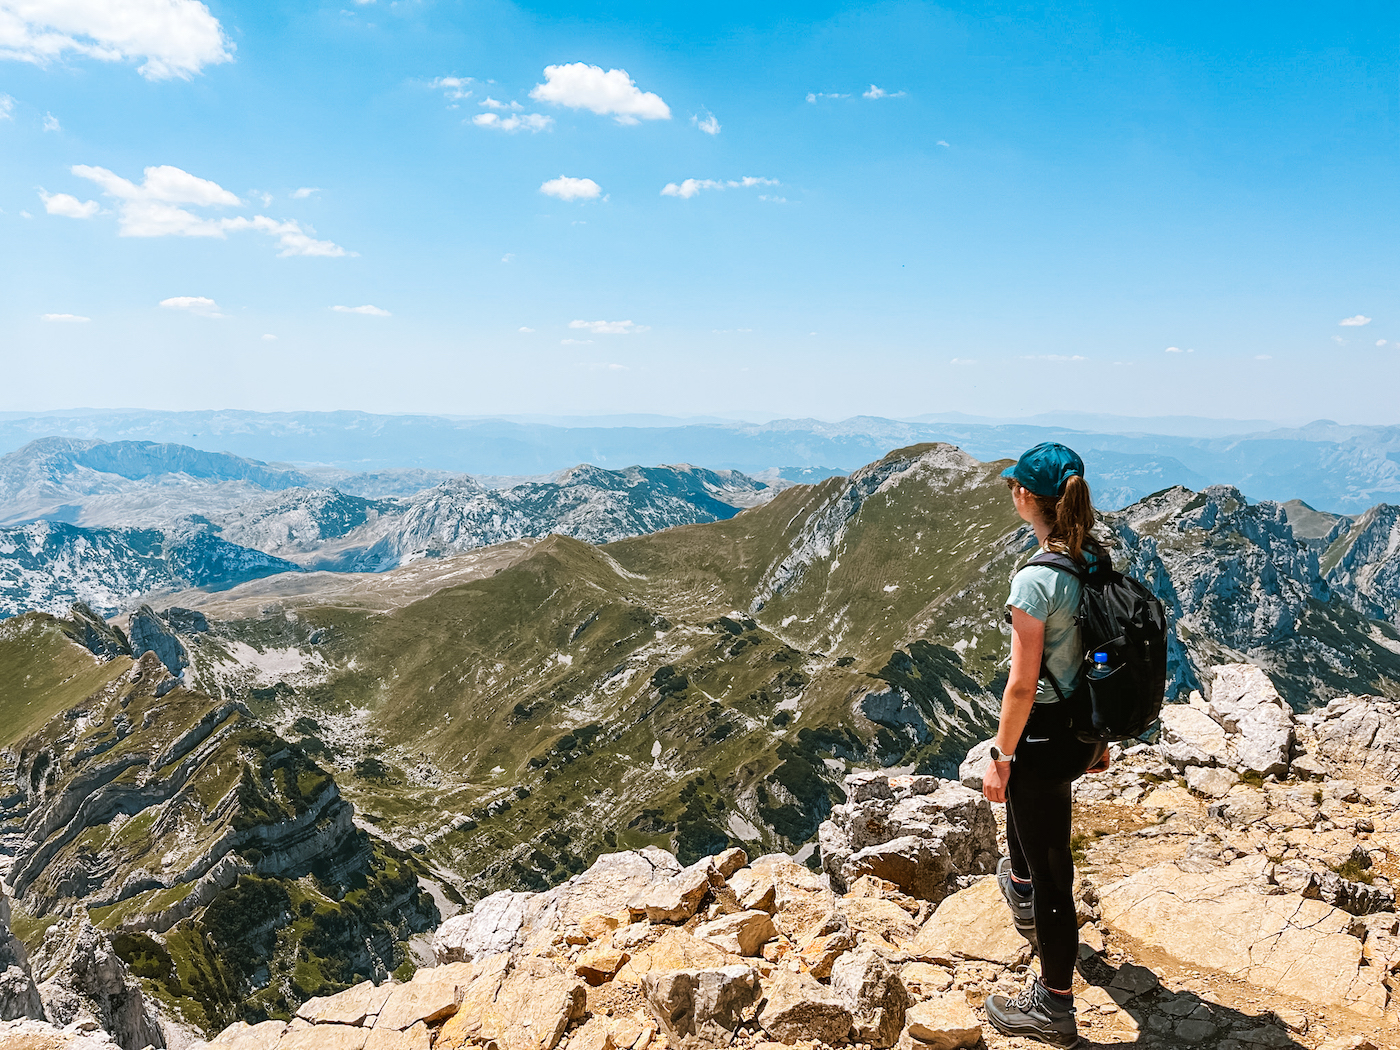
[1024,737,1050,743]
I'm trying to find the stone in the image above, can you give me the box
[728,864,780,913]
[375,961,476,1030]
[209,1020,289,1050]
[579,913,621,940]
[633,860,716,923]
[568,1016,618,1050]
[277,1024,369,1050]
[576,946,629,985]
[615,928,738,984]
[714,848,749,879]
[958,740,996,792]
[902,996,982,1050]
[433,891,536,964]
[846,771,895,803]
[899,963,953,999]
[1313,694,1400,780]
[1108,963,1159,997]
[469,958,587,1050]
[364,1022,433,1050]
[797,930,856,979]
[1158,704,1229,770]
[841,836,958,903]
[641,965,760,1050]
[693,910,776,956]
[296,979,395,1026]
[1099,857,1387,1017]
[909,877,1031,967]
[1290,753,1327,780]
[757,969,854,1045]
[1186,765,1240,799]
[1206,663,1295,778]
[839,896,920,948]
[830,947,910,1048]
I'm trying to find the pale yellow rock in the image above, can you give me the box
[580,912,622,940]
[576,945,629,985]
[840,896,920,948]
[296,979,395,1025]
[693,909,777,956]
[614,927,739,984]
[209,1020,288,1050]
[374,961,477,1030]
[1099,859,1388,1018]
[568,1015,617,1050]
[475,960,587,1050]
[797,930,855,979]
[277,1023,369,1050]
[903,995,982,1050]
[909,877,1030,967]
[846,875,920,915]
[714,847,748,879]
[364,1022,432,1050]
[899,962,953,999]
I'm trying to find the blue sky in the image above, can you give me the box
[2,0,1397,422]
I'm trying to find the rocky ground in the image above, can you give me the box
[3,662,1397,1050]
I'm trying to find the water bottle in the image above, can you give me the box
[1087,651,1112,679]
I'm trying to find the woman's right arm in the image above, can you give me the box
[983,606,1045,803]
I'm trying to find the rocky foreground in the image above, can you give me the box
[3,663,1398,1050]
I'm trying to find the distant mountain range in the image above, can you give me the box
[2,409,1398,512]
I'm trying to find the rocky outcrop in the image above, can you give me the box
[0,882,43,1022]
[126,605,188,677]
[37,922,165,1050]
[1326,503,1400,629]
[1157,663,1296,778]
[818,772,998,899]
[1308,694,1400,780]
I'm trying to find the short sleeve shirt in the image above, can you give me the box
[1006,549,1096,704]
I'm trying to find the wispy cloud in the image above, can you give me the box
[64,164,349,256]
[586,362,628,370]
[540,176,602,201]
[1254,354,1272,360]
[518,326,535,333]
[561,338,593,345]
[42,312,90,322]
[160,296,223,318]
[474,112,553,132]
[261,333,276,340]
[1377,339,1388,347]
[569,319,648,335]
[0,95,13,120]
[432,76,473,102]
[805,92,849,103]
[692,110,720,135]
[42,112,60,131]
[531,63,670,124]
[1339,315,1372,326]
[863,85,906,99]
[332,304,390,316]
[949,357,976,364]
[1164,346,1194,353]
[1,0,233,80]
[40,190,99,219]
[291,187,320,199]
[661,176,779,199]
[1020,354,1086,362]
[936,140,950,147]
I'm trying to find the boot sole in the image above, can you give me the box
[986,1017,1080,1048]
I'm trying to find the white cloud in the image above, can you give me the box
[67,164,349,255]
[160,295,222,317]
[40,190,99,218]
[432,76,473,101]
[261,333,276,340]
[0,0,233,80]
[949,357,976,364]
[1165,346,1182,352]
[501,253,515,263]
[692,110,720,135]
[1377,339,1387,347]
[518,326,535,333]
[1021,354,1086,362]
[291,186,320,199]
[0,93,12,119]
[1255,354,1272,360]
[530,63,670,123]
[42,312,89,322]
[540,175,601,201]
[805,92,849,102]
[1339,315,1372,326]
[1333,335,1346,344]
[569,319,648,335]
[936,140,949,147]
[479,97,521,111]
[661,176,779,199]
[585,362,627,370]
[473,111,553,132]
[863,84,906,99]
[561,338,592,345]
[42,110,58,131]
[332,304,390,316]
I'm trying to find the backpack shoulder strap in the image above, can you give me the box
[1025,551,1084,578]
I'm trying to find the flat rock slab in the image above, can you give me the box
[616,928,738,984]
[364,1022,432,1050]
[297,979,395,1025]
[375,961,476,1030]
[1100,859,1387,1018]
[693,910,776,956]
[210,1020,289,1050]
[903,995,982,1050]
[758,969,853,1045]
[909,876,1029,967]
[840,896,920,948]
[277,1024,369,1050]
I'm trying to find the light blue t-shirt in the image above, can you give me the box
[1006,549,1098,704]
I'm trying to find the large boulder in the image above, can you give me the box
[433,891,535,964]
[1311,694,1400,780]
[1205,663,1294,777]
[908,876,1031,967]
[758,969,854,1045]
[693,910,776,956]
[1099,857,1388,1018]
[903,995,983,1050]
[641,966,759,1049]
[1158,703,1229,769]
[830,947,909,1048]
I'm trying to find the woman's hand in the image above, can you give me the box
[983,759,1012,803]
[1087,745,1111,774]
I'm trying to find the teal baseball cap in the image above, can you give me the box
[1001,442,1085,497]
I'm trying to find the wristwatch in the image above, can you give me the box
[990,745,1015,763]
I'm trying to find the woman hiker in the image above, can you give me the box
[980,441,1110,1048]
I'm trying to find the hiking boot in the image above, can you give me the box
[997,857,1038,946]
[984,977,1080,1047]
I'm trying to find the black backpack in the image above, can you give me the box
[1020,551,1169,742]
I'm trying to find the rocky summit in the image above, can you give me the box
[0,444,1397,1050]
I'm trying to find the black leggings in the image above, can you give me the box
[1005,701,1106,991]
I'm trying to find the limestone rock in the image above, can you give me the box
[693,910,776,956]
[909,876,1030,967]
[432,890,535,964]
[797,929,856,980]
[575,946,628,985]
[641,965,759,1050]
[633,859,716,923]
[1312,694,1400,780]
[958,740,995,792]
[838,896,920,949]
[846,771,895,803]
[296,979,394,1026]
[830,947,909,1048]
[1159,704,1228,770]
[757,969,854,1045]
[1185,765,1239,798]
[714,847,749,879]
[474,958,587,1050]
[209,1020,288,1050]
[615,928,738,984]
[364,1022,432,1050]
[1099,857,1387,1017]
[903,995,982,1050]
[898,963,952,999]
[128,605,188,676]
[36,921,164,1050]
[1206,663,1295,777]
[375,961,476,1030]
